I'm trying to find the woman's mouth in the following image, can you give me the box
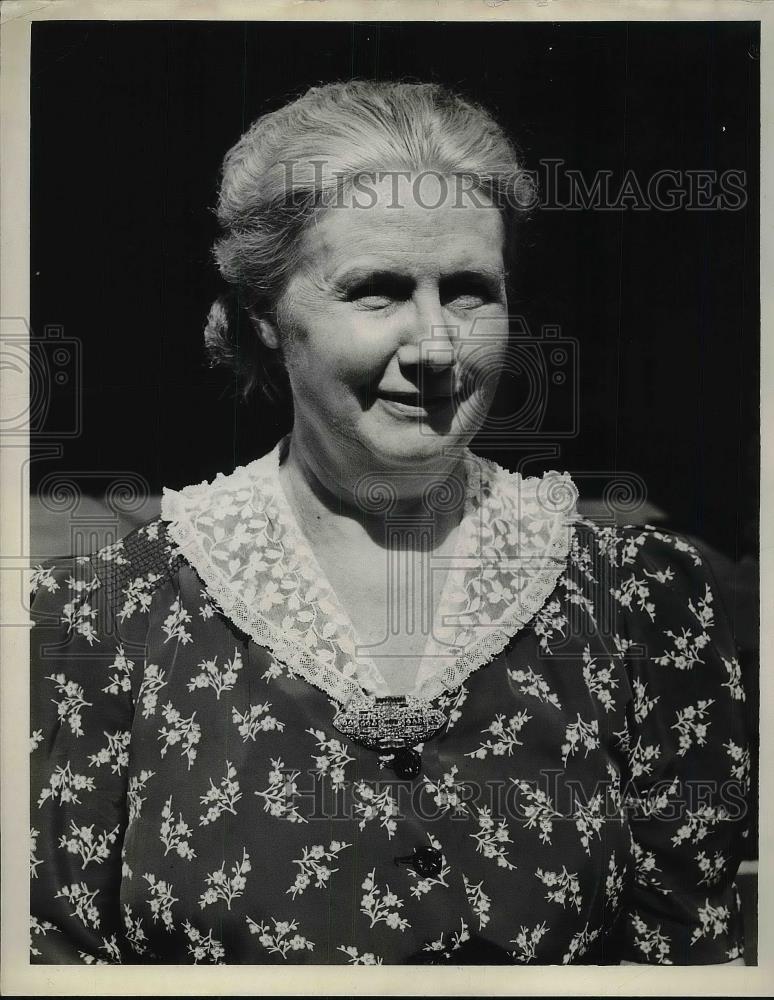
[375,390,455,417]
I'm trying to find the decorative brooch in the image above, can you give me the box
[332,695,447,753]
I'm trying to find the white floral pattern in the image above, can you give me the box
[37,761,95,808]
[199,849,251,910]
[123,905,149,956]
[561,714,600,767]
[102,645,134,696]
[422,765,468,815]
[60,573,101,645]
[422,918,470,958]
[137,664,166,718]
[187,648,243,699]
[127,769,155,826]
[143,873,178,931]
[30,827,43,878]
[199,761,242,825]
[183,920,224,963]
[58,821,121,868]
[337,944,383,964]
[157,702,201,769]
[508,665,562,709]
[55,882,101,929]
[254,758,307,824]
[246,916,315,959]
[46,673,92,737]
[463,874,492,930]
[672,700,714,756]
[465,709,532,759]
[232,702,284,742]
[581,645,618,712]
[28,455,750,966]
[360,869,410,931]
[88,730,131,774]
[690,899,731,946]
[513,780,562,845]
[511,921,549,962]
[353,781,399,839]
[724,739,751,792]
[536,866,583,912]
[306,728,354,790]
[159,797,197,859]
[287,840,351,898]
[470,807,516,870]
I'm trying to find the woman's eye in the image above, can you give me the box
[354,293,395,309]
[447,292,487,309]
[347,279,408,309]
[441,276,502,310]
[443,286,495,309]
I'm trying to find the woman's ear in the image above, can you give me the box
[247,309,281,350]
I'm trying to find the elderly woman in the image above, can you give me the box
[30,81,749,965]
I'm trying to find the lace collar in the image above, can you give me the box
[160,436,579,707]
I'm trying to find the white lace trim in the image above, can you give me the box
[160,437,579,707]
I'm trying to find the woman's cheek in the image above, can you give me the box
[283,314,363,382]
[458,329,509,398]
[332,318,399,384]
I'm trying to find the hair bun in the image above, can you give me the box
[203,292,291,406]
[204,294,236,370]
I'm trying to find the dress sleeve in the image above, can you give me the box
[610,526,750,965]
[29,553,135,964]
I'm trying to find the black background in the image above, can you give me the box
[30,19,759,561]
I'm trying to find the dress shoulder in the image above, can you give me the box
[31,518,185,632]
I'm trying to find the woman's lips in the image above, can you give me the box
[375,390,456,416]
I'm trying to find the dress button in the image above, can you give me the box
[388,747,422,780]
[394,846,443,878]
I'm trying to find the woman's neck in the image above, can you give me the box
[277,430,468,550]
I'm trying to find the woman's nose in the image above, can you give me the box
[396,293,456,371]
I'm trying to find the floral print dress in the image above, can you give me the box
[29,437,750,965]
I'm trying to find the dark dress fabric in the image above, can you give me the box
[29,509,749,965]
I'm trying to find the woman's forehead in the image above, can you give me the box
[298,183,506,280]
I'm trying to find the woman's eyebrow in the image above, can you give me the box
[441,266,505,284]
[330,263,504,286]
[330,265,414,289]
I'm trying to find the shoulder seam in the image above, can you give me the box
[92,519,185,621]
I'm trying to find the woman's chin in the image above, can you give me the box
[358,412,478,467]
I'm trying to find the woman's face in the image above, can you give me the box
[270,173,510,473]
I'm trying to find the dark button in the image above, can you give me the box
[394,846,443,878]
[387,747,422,780]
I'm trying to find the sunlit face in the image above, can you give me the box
[269,173,510,472]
